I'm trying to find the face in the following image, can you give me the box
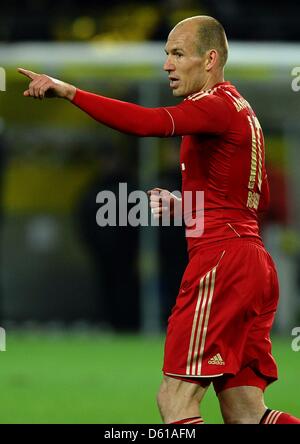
[164,22,207,97]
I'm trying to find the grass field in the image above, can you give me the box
[0,331,299,424]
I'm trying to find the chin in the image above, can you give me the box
[172,88,183,97]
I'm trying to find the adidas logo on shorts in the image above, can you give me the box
[208,353,225,365]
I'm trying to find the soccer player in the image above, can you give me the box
[18,15,300,424]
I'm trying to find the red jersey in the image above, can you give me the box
[72,81,269,252]
[179,82,269,252]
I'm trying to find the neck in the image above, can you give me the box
[202,71,224,91]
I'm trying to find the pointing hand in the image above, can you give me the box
[18,68,76,101]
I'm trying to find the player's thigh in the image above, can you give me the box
[212,247,279,397]
[224,250,280,388]
[164,239,278,381]
[163,245,227,378]
[158,374,210,406]
[217,385,266,424]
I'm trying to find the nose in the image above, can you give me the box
[163,56,175,73]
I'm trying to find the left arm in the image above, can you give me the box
[18,68,232,137]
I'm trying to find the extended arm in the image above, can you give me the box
[18,68,231,137]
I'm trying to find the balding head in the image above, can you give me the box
[171,16,228,68]
[164,15,227,96]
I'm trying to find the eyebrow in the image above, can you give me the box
[164,47,184,54]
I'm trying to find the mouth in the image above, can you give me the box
[169,76,180,89]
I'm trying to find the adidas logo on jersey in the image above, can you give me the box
[208,353,225,365]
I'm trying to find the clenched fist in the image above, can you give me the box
[147,187,182,221]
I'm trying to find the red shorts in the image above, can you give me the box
[163,238,279,391]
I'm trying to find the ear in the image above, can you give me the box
[205,49,218,71]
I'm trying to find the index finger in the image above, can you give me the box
[17,67,38,80]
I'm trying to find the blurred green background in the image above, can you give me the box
[0,332,298,424]
[0,0,300,424]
